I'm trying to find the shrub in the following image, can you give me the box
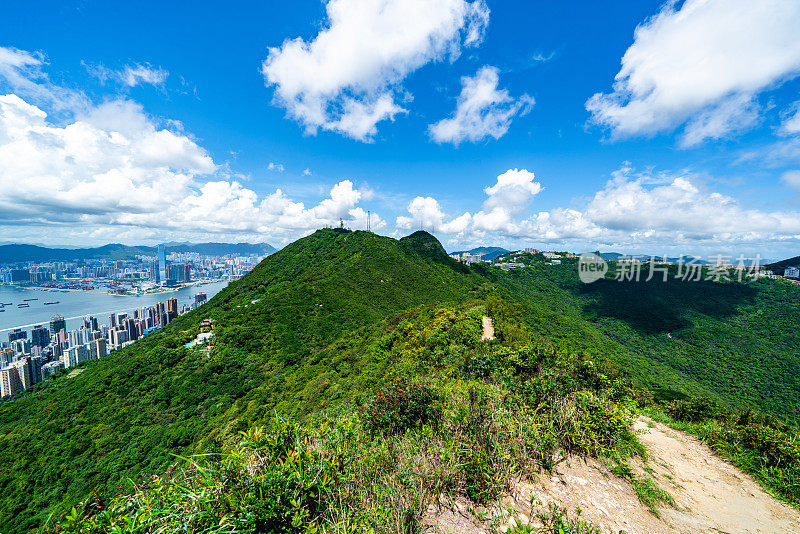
[666,397,724,422]
[363,379,443,435]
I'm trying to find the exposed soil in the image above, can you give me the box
[481,316,495,341]
[424,416,800,534]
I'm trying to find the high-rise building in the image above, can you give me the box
[1,348,13,368]
[31,325,49,348]
[184,264,191,283]
[49,315,66,336]
[166,298,178,314]
[8,328,27,344]
[150,260,160,283]
[195,293,207,307]
[63,345,88,368]
[0,366,20,397]
[27,356,43,385]
[68,329,85,348]
[109,313,116,328]
[88,339,107,360]
[84,316,98,331]
[0,360,32,397]
[158,244,167,284]
[9,269,30,283]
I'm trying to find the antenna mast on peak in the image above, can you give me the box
[367,211,371,232]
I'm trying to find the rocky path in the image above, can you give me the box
[426,416,800,533]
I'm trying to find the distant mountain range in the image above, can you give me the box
[0,242,277,263]
[449,246,510,261]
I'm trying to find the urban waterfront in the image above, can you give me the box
[0,281,228,334]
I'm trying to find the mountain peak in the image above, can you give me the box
[400,230,446,255]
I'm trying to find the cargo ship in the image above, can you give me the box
[44,301,60,305]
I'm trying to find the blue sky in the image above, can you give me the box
[1,0,800,260]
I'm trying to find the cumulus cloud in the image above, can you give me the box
[261,0,489,141]
[86,62,169,88]
[396,196,472,234]
[429,66,533,144]
[586,0,800,146]
[472,168,542,232]
[0,92,382,243]
[268,162,284,172]
[401,165,800,251]
[0,46,383,245]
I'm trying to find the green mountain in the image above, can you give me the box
[0,242,276,263]
[0,229,486,531]
[0,229,799,533]
[766,255,800,275]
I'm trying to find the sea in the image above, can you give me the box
[0,281,228,335]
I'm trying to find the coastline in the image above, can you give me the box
[107,280,221,297]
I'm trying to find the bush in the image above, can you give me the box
[666,397,724,422]
[363,379,443,435]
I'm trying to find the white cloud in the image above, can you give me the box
[268,162,284,172]
[261,0,489,141]
[0,46,383,246]
[0,92,382,244]
[396,196,472,234]
[586,0,800,146]
[781,170,800,191]
[303,168,312,176]
[472,168,542,232]
[401,165,800,252]
[429,66,533,144]
[119,64,169,87]
[780,101,800,136]
[0,47,85,111]
[85,62,169,88]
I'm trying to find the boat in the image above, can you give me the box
[23,298,38,301]
[44,301,60,305]
[17,303,29,308]
[2,302,11,305]
[0,309,4,312]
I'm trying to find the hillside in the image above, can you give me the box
[0,229,486,532]
[766,255,800,275]
[1,229,799,533]
[484,262,800,423]
[0,242,276,263]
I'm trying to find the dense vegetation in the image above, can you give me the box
[0,228,798,532]
[46,299,646,533]
[484,262,800,423]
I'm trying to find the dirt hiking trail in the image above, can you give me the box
[425,416,800,533]
[481,316,495,341]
